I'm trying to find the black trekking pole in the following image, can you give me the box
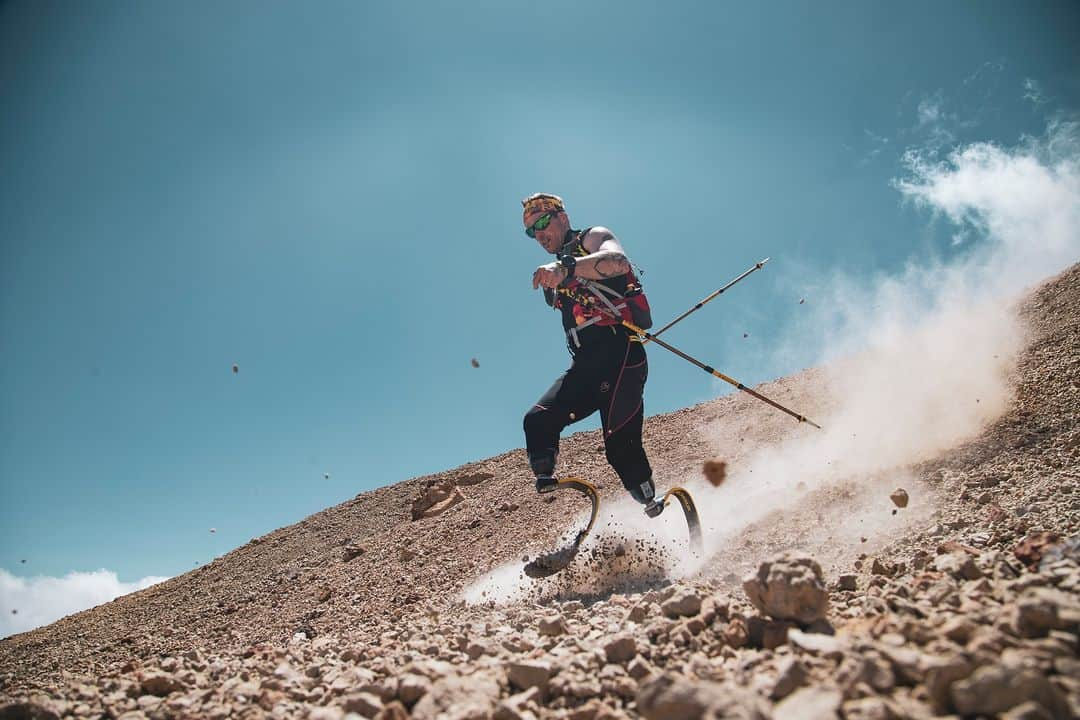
[649,257,770,340]
[557,286,822,429]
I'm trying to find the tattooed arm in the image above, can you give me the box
[573,226,631,280]
[531,226,633,289]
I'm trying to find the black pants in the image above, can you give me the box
[523,326,654,502]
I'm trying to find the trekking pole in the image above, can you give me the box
[649,257,770,340]
[557,286,822,429]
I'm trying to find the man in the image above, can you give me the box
[521,193,663,517]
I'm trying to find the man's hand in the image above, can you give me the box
[532,262,568,290]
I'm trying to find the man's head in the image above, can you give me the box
[522,192,571,254]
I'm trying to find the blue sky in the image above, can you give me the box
[1,0,1078,608]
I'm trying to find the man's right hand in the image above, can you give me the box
[532,262,568,290]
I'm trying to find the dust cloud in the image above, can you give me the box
[693,120,1080,558]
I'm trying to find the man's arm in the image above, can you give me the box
[573,226,631,280]
[532,227,633,289]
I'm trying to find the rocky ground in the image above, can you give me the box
[1,264,1077,720]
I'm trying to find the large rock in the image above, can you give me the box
[1007,587,1080,638]
[411,479,465,520]
[742,553,829,625]
[636,673,771,720]
[506,660,554,694]
[773,687,843,720]
[950,664,1069,718]
[1013,532,1061,569]
[0,703,61,720]
[411,674,501,720]
[661,588,702,618]
[139,672,186,697]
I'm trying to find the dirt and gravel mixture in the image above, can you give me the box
[1,264,1077,719]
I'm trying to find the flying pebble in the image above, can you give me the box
[702,459,727,487]
[209,528,216,534]
[471,358,480,368]
[799,297,805,304]
[324,473,330,480]
[232,364,239,374]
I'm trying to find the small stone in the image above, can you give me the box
[342,545,367,562]
[924,654,974,714]
[627,602,651,623]
[889,488,909,508]
[871,558,897,577]
[604,635,637,664]
[506,661,554,693]
[636,673,770,720]
[1001,701,1055,720]
[342,692,383,717]
[769,657,808,700]
[412,675,500,720]
[722,617,749,648]
[940,617,976,645]
[787,628,847,659]
[661,589,702,618]
[933,552,983,581]
[537,614,567,637]
[702,459,727,487]
[375,701,410,720]
[835,574,858,591]
[627,656,656,681]
[397,674,431,707]
[841,697,899,720]
[140,673,185,697]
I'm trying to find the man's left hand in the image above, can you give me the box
[532,262,567,290]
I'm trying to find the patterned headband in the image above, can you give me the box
[521,193,565,220]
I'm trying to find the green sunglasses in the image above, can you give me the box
[525,212,555,238]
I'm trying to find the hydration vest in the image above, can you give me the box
[544,228,653,344]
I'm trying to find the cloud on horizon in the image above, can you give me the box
[0,568,170,638]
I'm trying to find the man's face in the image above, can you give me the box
[524,209,569,254]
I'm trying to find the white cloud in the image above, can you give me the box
[917,97,944,127]
[0,568,170,638]
[1023,78,1047,107]
[915,92,958,151]
[962,59,1006,87]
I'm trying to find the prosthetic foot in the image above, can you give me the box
[643,499,665,518]
[534,475,558,494]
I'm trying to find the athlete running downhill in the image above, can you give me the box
[521,192,664,518]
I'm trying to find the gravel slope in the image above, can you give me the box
[1,264,1077,720]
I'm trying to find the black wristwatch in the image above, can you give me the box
[558,254,577,279]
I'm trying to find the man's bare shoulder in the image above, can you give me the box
[582,226,622,253]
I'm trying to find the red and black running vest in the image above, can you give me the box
[546,228,652,334]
